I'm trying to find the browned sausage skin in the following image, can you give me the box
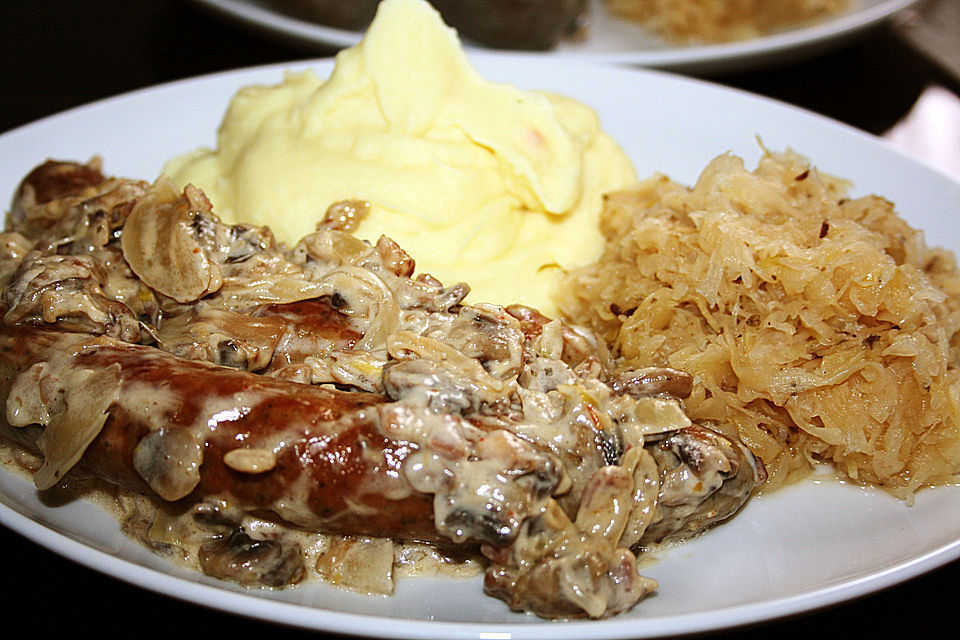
[0,324,441,541]
[0,160,765,619]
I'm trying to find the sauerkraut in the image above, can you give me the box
[559,150,960,498]
[605,0,852,43]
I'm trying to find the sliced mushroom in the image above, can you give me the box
[482,500,657,619]
[641,425,766,544]
[120,178,223,303]
[132,426,204,501]
[3,253,141,342]
[5,357,122,490]
[575,464,635,541]
[617,447,661,549]
[198,530,305,588]
[443,304,526,381]
[609,367,694,400]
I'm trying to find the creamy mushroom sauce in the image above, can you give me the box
[0,436,480,598]
[0,160,764,618]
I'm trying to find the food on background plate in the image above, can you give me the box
[0,159,764,618]
[605,0,852,43]
[560,150,960,498]
[166,0,635,319]
[267,0,590,50]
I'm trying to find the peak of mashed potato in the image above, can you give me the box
[164,0,636,316]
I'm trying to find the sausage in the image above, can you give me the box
[0,323,440,542]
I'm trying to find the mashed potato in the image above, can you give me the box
[560,150,960,498]
[165,0,636,316]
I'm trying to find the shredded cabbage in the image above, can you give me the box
[559,150,960,498]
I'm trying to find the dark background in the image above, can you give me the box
[0,1,958,638]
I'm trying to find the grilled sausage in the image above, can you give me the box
[0,323,440,542]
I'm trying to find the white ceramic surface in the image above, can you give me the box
[189,0,919,73]
[1,55,958,639]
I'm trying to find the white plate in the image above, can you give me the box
[1,55,959,639]
[189,0,920,73]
